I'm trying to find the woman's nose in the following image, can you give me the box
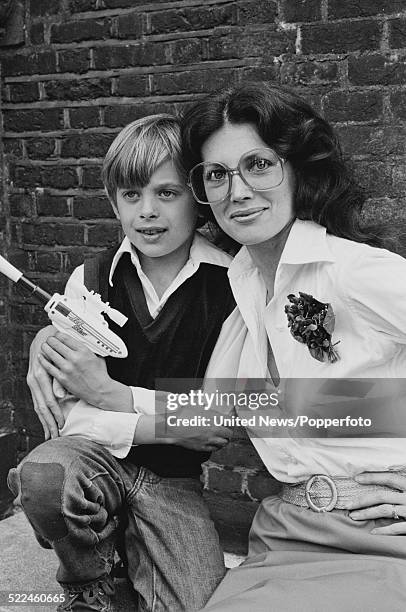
[229,173,253,202]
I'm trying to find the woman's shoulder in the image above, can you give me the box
[325,232,406,270]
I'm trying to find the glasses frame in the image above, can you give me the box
[188,147,286,205]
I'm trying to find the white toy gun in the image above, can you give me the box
[0,253,128,359]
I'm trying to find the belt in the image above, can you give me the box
[280,473,400,513]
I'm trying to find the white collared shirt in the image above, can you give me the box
[223,219,406,481]
[59,232,234,457]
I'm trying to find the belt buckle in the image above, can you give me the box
[305,474,338,513]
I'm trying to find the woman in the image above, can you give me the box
[181,82,406,611]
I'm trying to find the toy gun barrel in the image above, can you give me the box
[0,254,51,303]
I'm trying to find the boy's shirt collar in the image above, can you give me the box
[108,232,231,319]
[108,232,231,287]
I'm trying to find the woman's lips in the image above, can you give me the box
[230,208,267,223]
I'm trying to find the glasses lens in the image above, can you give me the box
[190,162,230,204]
[240,149,283,190]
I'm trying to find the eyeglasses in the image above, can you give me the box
[188,148,285,205]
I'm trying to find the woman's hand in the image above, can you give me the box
[348,471,406,535]
[38,331,112,408]
[27,325,65,439]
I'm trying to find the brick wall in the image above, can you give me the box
[0,0,405,545]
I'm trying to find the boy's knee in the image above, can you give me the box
[11,460,69,541]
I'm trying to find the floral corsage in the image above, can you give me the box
[285,292,340,363]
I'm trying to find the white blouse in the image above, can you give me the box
[216,219,406,481]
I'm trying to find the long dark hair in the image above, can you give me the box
[182,81,397,250]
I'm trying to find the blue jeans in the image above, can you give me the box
[8,436,225,611]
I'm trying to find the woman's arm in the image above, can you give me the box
[26,325,65,439]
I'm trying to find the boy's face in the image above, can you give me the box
[113,160,197,264]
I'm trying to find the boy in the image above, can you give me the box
[8,115,240,612]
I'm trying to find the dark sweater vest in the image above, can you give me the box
[84,247,235,478]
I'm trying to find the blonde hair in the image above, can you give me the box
[102,114,185,205]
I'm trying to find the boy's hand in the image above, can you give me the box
[27,325,65,439]
[38,331,113,408]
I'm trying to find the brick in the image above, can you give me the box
[8,82,40,103]
[209,28,295,61]
[391,90,406,119]
[37,193,70,217]
[151,69,239,95]
[1,51,56,77]
[3,139,23,157]
[42,166,79,190]
[21,222,84,246]
[207,468,244,496]
[323,90,383,122]
[116,74,149,97]
[362,198,406,225]
[116,12,144,39]
[69,106,100,129]
[26,138,56,159]
[10,304,46,327]
[60,133,114,158]
[11,165,42,187]
[103,102,174,127]
[301,20,382,54]
[203,491,257,554]
[170,39,204,65]
[329,0,406,18]
[58,49,90,74]
[30,0,62,16]
[86,223,121,246]
[109,0,171,5]
[149,4,237,35]
[51,18,111,44]
[389,18,406,49]
[349,54,406,86]
[8,250,31,273]
[30,23,44,45]
[35,252,63,272]
[281,60,339,86]
[354,161,393,198]
[337,125,406,157]
[93,42,168,70]
[9,194,35,217]
[81,165,103,188]
[69,0,98,11]
[246,473,281,500]
[66,248,88,270]
[211,441,264,469]
[3,109,63,133]
[391,164,406,197]
[14,165,78,189]
[241,65,279,81]
[103,0,168,6]
[238,0,277,24]
[280,0,321,22]
[73,196,114,219]
[45,78,111,101]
